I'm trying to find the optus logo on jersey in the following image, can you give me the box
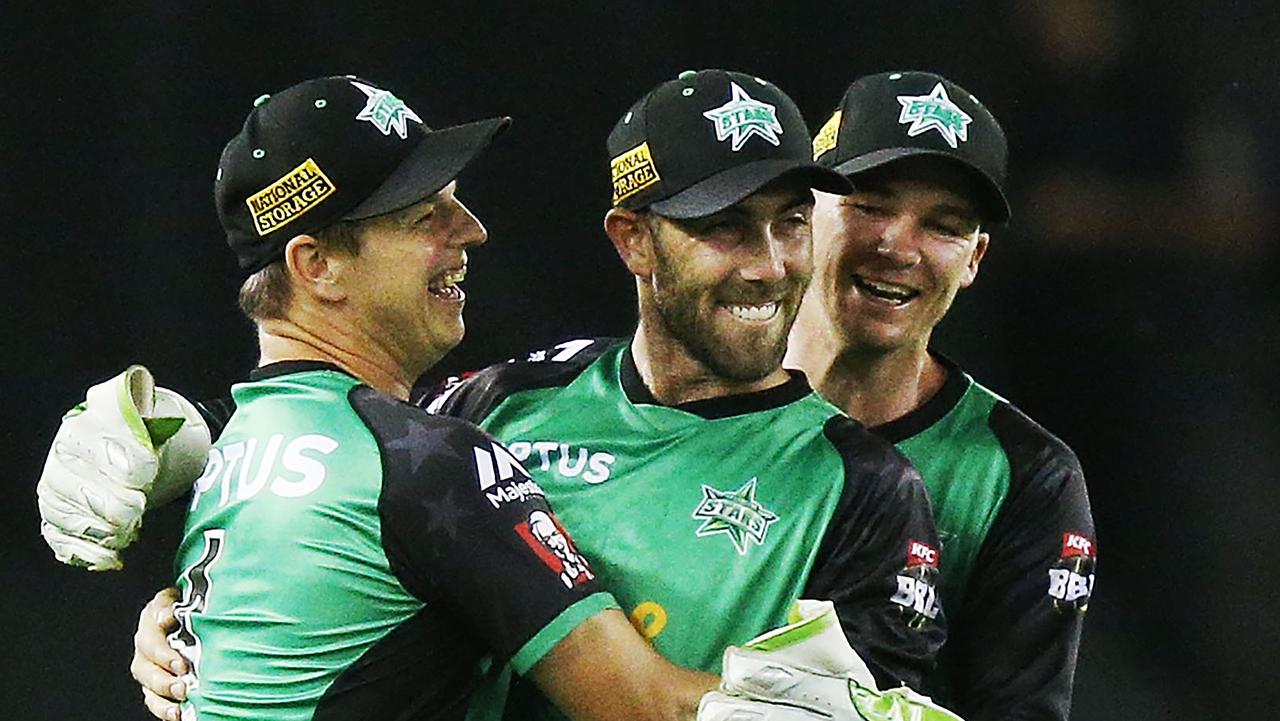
[505,440,616,484]
[191,434,339,509]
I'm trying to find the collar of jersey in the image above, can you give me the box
[869,350,972,443]
[249,360,354,382]
[618,342,814,420]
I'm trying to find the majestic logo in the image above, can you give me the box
[812,110,841,159]
[611,142,661,204]
[351,81,423,139]
[1049,531,1097,613]
[245,158,336,236]
[702,82,784,151]
[514,510,595,589]
[896,82,973,149]
[692,477,779,555]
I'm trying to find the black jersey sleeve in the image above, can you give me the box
[424,338,621,423]
[948,402,1096,721]
[350,386,608,666]
[803,416,947,690]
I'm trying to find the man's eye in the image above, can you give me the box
[929,222,971,238]
[852,203,886,217]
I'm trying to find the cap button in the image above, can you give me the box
[253,94,271,107]
[677,70,697,80]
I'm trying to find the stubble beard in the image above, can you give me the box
[651,264,799,384]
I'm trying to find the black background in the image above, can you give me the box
[3,3,1277,719]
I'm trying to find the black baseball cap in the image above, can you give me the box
[812,71,1010,223]
[608,69,850,219]
[215,75,510,274]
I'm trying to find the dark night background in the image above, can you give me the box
[3,3,1277,719]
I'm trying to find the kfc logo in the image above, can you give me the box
[906,540,939,568]
[1050,531,1097,614]
[1061,532,1096,558]
[515,510,594,589]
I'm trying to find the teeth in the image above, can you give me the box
[854,276,917,305]
[725,302,779,322]
[430,268,466,291]
[429,267,467,301]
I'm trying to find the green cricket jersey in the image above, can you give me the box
[173,362,615,721]
[871,354,1096,721]
[430,339,946,718]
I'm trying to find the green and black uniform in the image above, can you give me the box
[173,362,614,721]
[429,338,946,718]
[871,354,1096,721]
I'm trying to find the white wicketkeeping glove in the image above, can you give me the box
[37,366,211,570]
[698,599,964,721]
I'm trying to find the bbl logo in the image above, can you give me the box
[1049,531,1096,613]
[890,539,941,628]
[691,477,778,555]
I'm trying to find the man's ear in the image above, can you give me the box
[959,231,990,288]
[604,208,656,280]
[283,234,348,302]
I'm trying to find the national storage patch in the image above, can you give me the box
[611,142,660,205]
[812,110,841,160]
[246,158,336,236]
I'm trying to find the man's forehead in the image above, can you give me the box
[852,158,983,215]
[716,181,814,217]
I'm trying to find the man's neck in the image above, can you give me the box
[630,316,792,407]
[786,310,945,428]
[256,314,420,400]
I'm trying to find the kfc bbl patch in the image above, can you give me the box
[890,539,941,627]
[515,510,594,589]
[1048,531,1096,613]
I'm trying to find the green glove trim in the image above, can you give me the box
[143,416,186,446]
[743,601,836,653]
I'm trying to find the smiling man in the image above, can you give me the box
[428,69,948,720]
[788,71,1097,721]
[38,72,962,721]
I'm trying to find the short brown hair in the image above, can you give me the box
[237,219,366,321]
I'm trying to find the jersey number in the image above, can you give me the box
[169,529,227,688]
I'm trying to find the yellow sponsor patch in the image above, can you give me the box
[245,158,337,236]
[610,142,661,205]
[812,110,841,160]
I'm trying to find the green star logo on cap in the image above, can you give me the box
[351,81,424,140]
[896,82,973,149]
[692,477,779,555]
[702,82,784,151]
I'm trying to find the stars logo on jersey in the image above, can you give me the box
[896,82,972,149]
[351,81,423,139]
[692,477,778,555]
[702,82,784,151]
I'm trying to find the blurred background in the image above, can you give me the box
[2,2,1276,718]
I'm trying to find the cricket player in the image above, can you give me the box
[428,69,949,719]
[788,71,1098,721]
[39,73,959,721]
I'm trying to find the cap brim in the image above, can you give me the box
[831,148,1011,224]
[649,159,852,220]
[343,116,511,220]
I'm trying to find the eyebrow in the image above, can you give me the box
[851,183,976,220]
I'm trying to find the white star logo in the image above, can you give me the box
[702,82,784,152]
[351,81,423,140]
[895,82,973,149]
